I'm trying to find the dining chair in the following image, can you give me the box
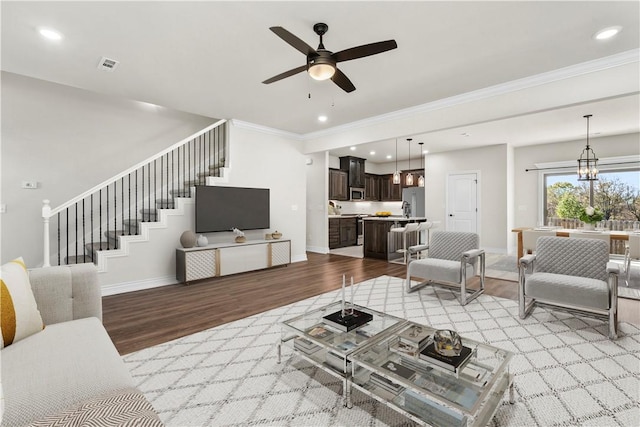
[624,234,640,285]
[522,229,557,254]
[568,231,611,253]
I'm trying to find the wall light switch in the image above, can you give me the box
[22,181,38,189]
[291,204,298,211]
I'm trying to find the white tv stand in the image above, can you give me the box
[176,239,291,283]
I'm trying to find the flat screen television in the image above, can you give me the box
[195,186,270,233]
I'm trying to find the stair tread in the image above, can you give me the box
[64,255,93,264]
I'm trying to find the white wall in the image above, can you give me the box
[1,72,216,266]
[208,122,307,263]
[425,144,508,252]
[306,152,329,253]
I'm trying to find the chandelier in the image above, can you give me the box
[577,114,598,181]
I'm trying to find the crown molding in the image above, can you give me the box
[301,49,640,141]
[230,119,303,140]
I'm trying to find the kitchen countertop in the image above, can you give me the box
[363,216,426,221]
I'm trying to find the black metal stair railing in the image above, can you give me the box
[42,120,227,267]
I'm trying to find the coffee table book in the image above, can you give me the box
[322,309,373,332]
[419,342,474,374]
[397,324,431,347]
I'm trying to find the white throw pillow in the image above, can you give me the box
[0,257,44,348]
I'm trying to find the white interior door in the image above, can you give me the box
[447,173,478,232]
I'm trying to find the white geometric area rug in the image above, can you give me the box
[123,276,640,427]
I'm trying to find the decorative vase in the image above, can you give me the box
[235,236,246,243]
[196,234,209,247]
[272,231,282,239]
[180,230,197,248]
[583,222,595,230]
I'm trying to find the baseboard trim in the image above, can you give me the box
[306,245,329,254]
[101,275,177,296]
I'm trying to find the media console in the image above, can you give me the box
[176,239,291,283]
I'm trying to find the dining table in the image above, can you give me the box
[512,226,632,264]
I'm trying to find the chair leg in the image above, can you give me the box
[608,274,618,339]
[458,259,484,306]
[518,267,533,319]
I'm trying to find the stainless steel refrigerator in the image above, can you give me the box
[402,187,425,218]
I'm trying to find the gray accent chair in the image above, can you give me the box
[406,231,485,305]
[519,236,619,339]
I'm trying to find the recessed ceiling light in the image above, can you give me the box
[423,150,429,154]
[39,28,63,41]
[386,155,392,159]
[350,146,356,151]
[593,26,622,40]
[318,115,328,122]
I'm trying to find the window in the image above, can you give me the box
[544,167,639,223]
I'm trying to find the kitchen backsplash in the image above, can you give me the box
[333,201,403,215]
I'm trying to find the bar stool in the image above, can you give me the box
[390,222,420,264]
[408,221,438,261]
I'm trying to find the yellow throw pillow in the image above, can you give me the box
[1,257,44,348]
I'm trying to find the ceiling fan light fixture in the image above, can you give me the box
[308,62,335,80]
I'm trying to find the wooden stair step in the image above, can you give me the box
[155,199,175,208]
[64,255,94,265]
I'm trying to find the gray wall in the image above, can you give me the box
[1,72,216,265]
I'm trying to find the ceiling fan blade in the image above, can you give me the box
[262,65,308,84]
[333,40,397,63]
[331,68,356,93]
[269,26,317,56]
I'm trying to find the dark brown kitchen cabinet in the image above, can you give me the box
[364,220,393,259]
[364,173,380,201]
[329,218,341,249]
[380,174,402,201]
[329,216,357,249]
[339,156,366,189]
[329,169,348,201]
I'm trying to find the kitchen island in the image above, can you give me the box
[363,216,426,261]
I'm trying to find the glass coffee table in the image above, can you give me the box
[349,321,514,427]
[278,301,406,407]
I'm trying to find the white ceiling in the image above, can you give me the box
[2,1,639,163]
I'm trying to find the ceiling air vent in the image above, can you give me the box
[97,56,119,72]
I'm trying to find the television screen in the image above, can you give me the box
[195,186,270,233]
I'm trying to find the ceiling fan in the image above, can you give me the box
[262,23,397,93]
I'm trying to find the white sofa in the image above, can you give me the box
[1,264,161,426]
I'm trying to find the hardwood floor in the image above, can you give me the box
[103,252,517,355]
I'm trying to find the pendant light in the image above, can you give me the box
[393,138,401,184]
[577,114,599,181]
[418,142,425,187]
[405,138,413,186]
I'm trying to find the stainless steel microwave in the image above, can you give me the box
[350,187,365,200]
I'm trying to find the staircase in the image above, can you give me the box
[42,120,228,270]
